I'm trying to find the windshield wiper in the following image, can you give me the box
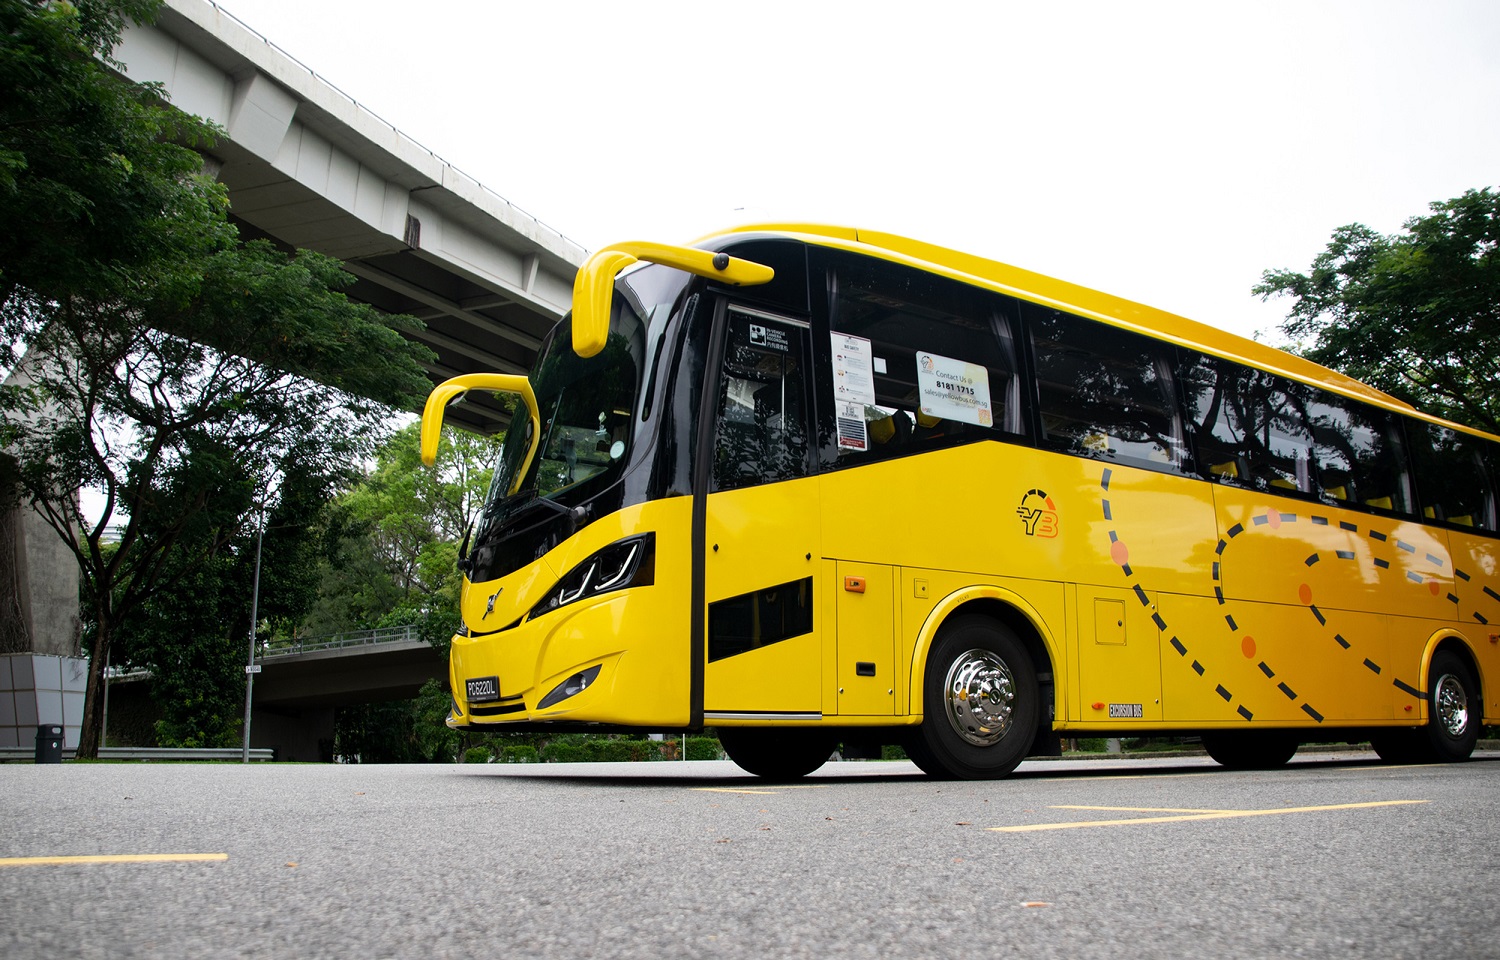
[518,493,589,534]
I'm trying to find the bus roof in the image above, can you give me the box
[702,222,1419,418]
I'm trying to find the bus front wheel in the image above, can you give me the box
[719,728,837,780]
[906,615,1040,780]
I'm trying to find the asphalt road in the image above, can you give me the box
[2,751,1497,959]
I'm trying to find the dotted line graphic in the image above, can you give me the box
[1101,468,1258,722]
[1098,469,1499,722]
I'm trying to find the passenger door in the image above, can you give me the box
[702,307,823,717]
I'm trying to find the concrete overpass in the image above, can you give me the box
[248,629,448,762]
[116,0,586,435]
[103,628,447,761]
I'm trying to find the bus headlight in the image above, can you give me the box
[529,533,655,620]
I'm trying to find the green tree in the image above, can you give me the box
[108,453,350,747]
[0,0,434,756]
[306,422,501,647]
[1255,187,1500,433]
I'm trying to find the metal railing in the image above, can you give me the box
[0,746,275,762]
[257,624,424,659]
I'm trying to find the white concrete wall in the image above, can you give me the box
[0,655,88,749]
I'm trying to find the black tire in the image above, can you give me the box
[1202,731,1299,770]
[718,728,836,780]
[906,615,1040,780]
[1369,651,1480,763]
[1421,650,1480,762]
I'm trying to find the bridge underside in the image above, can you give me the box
[118,0,587,434]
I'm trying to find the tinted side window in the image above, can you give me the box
[1027,304,1186,474]
[1410,423,1497,531]
[1307,392,1413,516]
[1182,355,1315,495]
[826,256,1023,465]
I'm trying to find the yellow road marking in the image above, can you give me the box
[0,853,229,867]
[1054,805,1238,814]
[990,799,1428,833]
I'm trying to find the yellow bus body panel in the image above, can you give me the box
[449,497,694,728]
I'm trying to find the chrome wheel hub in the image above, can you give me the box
[1434,672,1469,738]
[943,649,1016,746]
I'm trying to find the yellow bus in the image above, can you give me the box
[421,224,1498,779]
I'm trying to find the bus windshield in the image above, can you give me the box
[479,264,688,528]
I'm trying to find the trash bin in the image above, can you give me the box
[34,724,63,764]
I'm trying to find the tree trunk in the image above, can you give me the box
[0,460,31,654]
[0,501,30,654]
[74,618,111,759]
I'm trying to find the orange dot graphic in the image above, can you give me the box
[1111,540,1129,566]
[1266,511,1282,530]
[1428,580,1440,596]
[1298,583,1313,605]
[1242,636,1256,658]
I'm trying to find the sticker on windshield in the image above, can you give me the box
[916,351,992,428]
[831,333,878,406]
[749,323,790,353]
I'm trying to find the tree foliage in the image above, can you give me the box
[0,0,434,756]
[0,0,227,314]
[1255,188,1500,433]
[304,422,501,648]
[106,454,347,747]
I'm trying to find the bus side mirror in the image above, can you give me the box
[571,241,776,359]
[420,373,542,497]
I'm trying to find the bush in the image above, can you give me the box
[1069,738,1107,753]
[463,746,492,764]
[498,745,538,763]
[540,739,587,763]
[684,736,722,761]
[881,744,908,761]
[538,734,668,763]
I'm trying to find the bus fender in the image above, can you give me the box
[1416,629,1487,725]
[907,584,1064,722]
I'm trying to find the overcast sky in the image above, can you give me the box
[210,0,1499,341]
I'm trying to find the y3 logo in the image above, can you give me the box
[1016,489,1059,538]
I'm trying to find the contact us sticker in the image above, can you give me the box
[916,351,992,427]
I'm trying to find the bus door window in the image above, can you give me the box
[1026,304,1187,474]
[712,310,813,491]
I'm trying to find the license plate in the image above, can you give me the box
[466,676,500,703]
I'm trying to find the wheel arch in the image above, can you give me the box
[908,586,1062,727]
[1421,630,1484,723]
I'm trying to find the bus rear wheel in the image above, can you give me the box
[1370,651,1480,763]
[1421,650,1479,762]
[1201,731,1299,770]
[719,728,836,780]
[906,616,1040,780]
